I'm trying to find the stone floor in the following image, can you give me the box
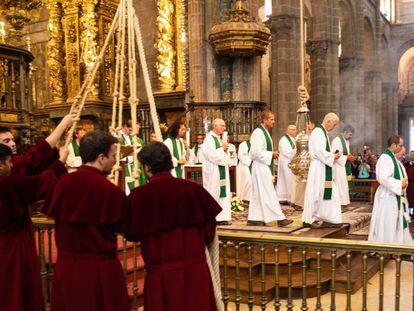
[227,259,414,310]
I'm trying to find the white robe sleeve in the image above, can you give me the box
[332,137,347,167]
[163,138,178,168]
[311,128,335,167]
[188,147,196,165]
[238,142,252,166]
[278,137,296,159]
[376,155,403,196]
[203,135,228,166]
[66,143,81,168]
[250,129,273,166]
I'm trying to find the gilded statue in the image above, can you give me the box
[155,0,176,91]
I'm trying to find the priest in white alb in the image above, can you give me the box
[202,118,232,225]
[276,125,297,204]
[302,113,342,228]
[331,125,356,206]
[236,139,252,202]
[164,121,187,178]
[368,135,412,244]
[247,110,293,227]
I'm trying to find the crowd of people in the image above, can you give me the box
[0,108,413,310]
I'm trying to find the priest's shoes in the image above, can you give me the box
[277,219,293,227]
[320,222,342,228]
[246,220,266,226]
[217,221,232,226]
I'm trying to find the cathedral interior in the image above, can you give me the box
[2,0,414,310]
[1,0,414,152]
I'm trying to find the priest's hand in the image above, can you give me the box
[273,151,279,159]
[222,142,229,151]
[402,179,408,189]
[178,158,187,165]
[334,152,341,161]
[59,146,69,163]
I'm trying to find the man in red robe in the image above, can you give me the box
[404,150,414,219]
[43,130,129,311]
[0,114,74,176]
[124,141,222,311]
[0,144,68,311]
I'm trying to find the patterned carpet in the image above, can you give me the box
[218,204,373,234]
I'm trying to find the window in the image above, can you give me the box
[380,0,395,22]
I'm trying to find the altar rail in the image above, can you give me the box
[32,217,414,311]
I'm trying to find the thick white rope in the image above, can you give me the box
[205,231,223,311]
[64,3,121,148]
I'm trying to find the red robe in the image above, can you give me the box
[0,161,66,311]
[12,139,58,176]
[43,165,129,311]
[124,172,222,311]
[404,161,414,208]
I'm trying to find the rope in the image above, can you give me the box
[205,231,223,311]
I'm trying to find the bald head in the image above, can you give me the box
[212,118,226,135]
[286,125,297,138]
[322,113,339,132]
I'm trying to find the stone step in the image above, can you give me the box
[221,269,332,305]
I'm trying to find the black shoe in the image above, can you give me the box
[302,222,311,228]
[217,221,232,226]
[279,201,289,205]
[246,220,266,226]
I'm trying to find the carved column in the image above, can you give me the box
[188,0,206,101]
[80,0,99,99]
[155,0,176,92]
[62,0,82,102]
[269,9,301,141]
[175,0,187,91]
[46,0,66,105]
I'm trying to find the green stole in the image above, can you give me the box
[212,135,227,198]
[383,149,408,229]
[246,140,252,173]
[284,134,295,149]
[71,140,80,157]
[316,124,333,200]
[194,143,199,157]
[258,125,274,175]
[121,135,135,190]
[137,137,147,185]
[339,135,352,186]
[169,136,184,178]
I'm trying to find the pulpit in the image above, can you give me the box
[184,164,237,193]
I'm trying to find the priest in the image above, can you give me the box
[0,144,68,311]
[302,113,342,228]
[368,135,412,244]
[331,125,356,206]
[276,124,297,204]
[0,114,74,176]
[188,133,205,164]
[42,130,129,311]
[202,118,232,225]
[247,110,292,227]
[124,141,221,311]
[236,138,252,202]
[164,121,187,178]
[66,126,85,172]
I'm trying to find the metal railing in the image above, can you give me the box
[33,217,414,310]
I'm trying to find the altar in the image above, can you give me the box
[183,164,237,194]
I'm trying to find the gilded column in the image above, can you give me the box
[80,0,99,99]
[188,0,206,102]
[155,0,176,92]
[46,0,66,105]
[62,0,81,102]
[175,0,187,91]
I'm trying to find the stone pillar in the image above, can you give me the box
[46,0,66,105]
[247,0,261,101]
[269,0,301,142]
[188,0,207,102]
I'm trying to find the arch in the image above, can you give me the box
[399,47,414,102]
[363,17,375,72]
